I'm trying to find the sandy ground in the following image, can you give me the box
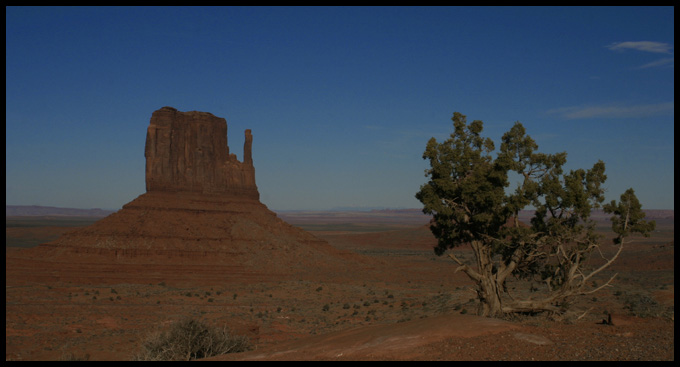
[5,215,674,361]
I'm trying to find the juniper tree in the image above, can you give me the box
[416,112,655,318]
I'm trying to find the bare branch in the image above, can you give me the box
[576,307,594,321]
[581,273,618,295]
[448,253,482,282]
[582,242,623,284]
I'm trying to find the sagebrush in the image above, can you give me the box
[133,317,251,361]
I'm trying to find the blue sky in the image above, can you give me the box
[6,6,674,210]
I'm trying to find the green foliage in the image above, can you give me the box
[416,111,650,316]
[416,112,623,257]
[416,112,508,255]
[603,188,656,244]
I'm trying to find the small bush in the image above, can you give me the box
[60,352,90,361]
[133,317,251,361]
[624,293,660,318]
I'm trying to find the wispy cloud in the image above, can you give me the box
[606,41,673,54]
[548,102,674,120]
[606,41,674,69]
[637,57,674,69]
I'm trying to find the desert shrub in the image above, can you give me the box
[133,317,251,361]
[60,352,90,361]
[624,293,660,318]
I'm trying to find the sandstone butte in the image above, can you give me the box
[13,107,363,284]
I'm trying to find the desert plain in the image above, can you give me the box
[5,208,674,361]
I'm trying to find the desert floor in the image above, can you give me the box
[5,211,674,360]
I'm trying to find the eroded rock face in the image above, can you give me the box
[144,107,258,199]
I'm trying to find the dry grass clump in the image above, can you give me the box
[133,317,251,361]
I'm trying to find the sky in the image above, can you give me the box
[6,6,674,211]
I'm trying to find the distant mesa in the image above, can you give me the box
[5,205,115,217]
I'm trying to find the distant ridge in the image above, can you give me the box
[5,205,116,217]
[8,206,671,220]
[278,208,672,220]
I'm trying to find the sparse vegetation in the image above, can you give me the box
[623,293,662,318]
[132,317,251,361]
[60,352,90,361]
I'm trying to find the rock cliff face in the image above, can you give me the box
[145,107,258,199]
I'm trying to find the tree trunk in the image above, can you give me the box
[477,276,504,317]
[471,241,504,317]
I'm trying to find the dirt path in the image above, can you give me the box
[209,312,674,361]
[212,313,520,360]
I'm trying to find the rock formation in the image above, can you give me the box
[15,107,364,283]
[145,106,258,199]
